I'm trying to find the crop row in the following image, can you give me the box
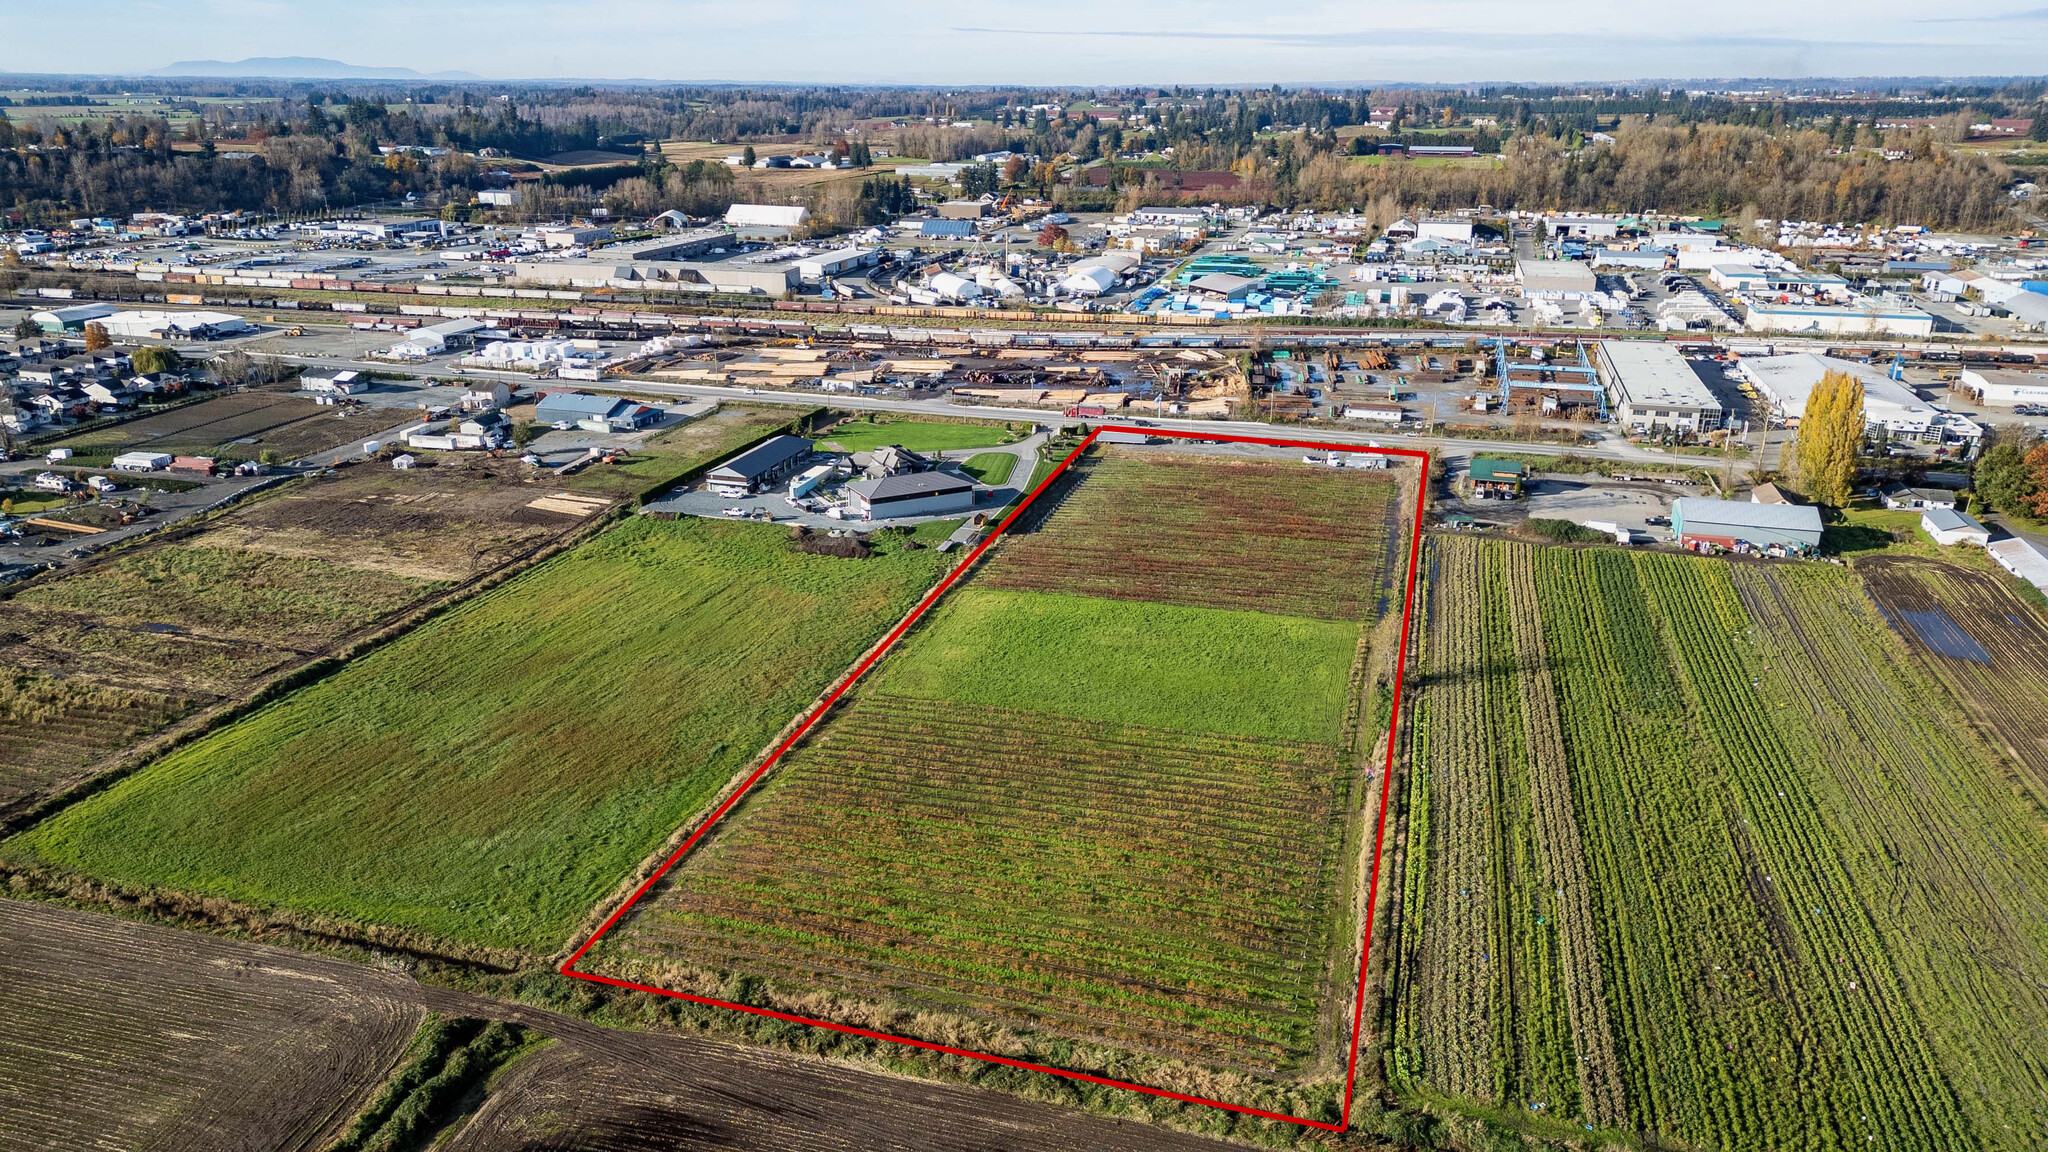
[1394,537,2048,1150]
[620,693,1357,1072]
[985,450,1401,621]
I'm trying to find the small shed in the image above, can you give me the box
[391,453,417,471]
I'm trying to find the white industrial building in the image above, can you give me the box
[95,310,250,340]
[1594,341,1724,432]
[1955,368,2048,407]
[1517,259,1598,299]
[1542,214,1623,240]
[1415,218,1475,243]
[723,204,809,229]
[1742,300,1933,339]
[843,471,977,520]
[1736,353,1967,440]
[795,246,878,284]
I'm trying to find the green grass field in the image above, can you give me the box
[817,418,1017,455]
[873,588,1359,744]
[5,518,952,954]
[957,452,1017,486]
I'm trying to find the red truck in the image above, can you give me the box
[1064,405,1106,418]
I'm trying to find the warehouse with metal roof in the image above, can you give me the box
[1672,497,1823,555]
[1594,341,1724,432]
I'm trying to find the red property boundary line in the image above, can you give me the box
[561,425,1431,1133]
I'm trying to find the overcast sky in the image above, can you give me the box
[5,0,2048,85]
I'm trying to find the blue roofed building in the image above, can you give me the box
[920,219,976,239]
[533,391,659,432]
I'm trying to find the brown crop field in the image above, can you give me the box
[3,898,1239,1152]
[53,390,396,461]
[0,465,606,821]
[0,898,423,1151]
[984,449,1402,620]
[1860,556,2048,801]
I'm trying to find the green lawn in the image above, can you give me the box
[5,518,951,954]
[873,588,1359,743]
[956,452,1016,486]
[817,418,1017,455]
[0,491,72,516]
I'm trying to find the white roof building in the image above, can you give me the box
[1736,353,1952,438]
[1956,368,2048,408]
[723,204,809,229]
[1988,536,2048,593]
[1594,341,1724,431]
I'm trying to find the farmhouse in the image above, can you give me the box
[706,435,813,496]
[533,391,659,432]
[1921,508,1990,548]
[1672,498,1823,554]
[1594,340,1724,432]
[843,471,977,520]
[1881,484,1958,511]
[1467,457,1527,498]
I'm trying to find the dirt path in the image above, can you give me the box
[3,899,1242,1151]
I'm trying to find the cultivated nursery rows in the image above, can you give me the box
[987,449,1402,621]
[1393,535,2048,1152]
[624,693,1357,1072]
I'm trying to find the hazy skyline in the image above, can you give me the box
[4,0,2048,85]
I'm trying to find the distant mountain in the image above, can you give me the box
[151,57,481,81]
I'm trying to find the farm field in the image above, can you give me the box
[1861,556,2048,801]
[2,899,1237,1152]
[1391,535,2048,1151]
[0,465,602,823]
[658,140,909,190]
[597,445,1410,1117]
[559,403,799,497]
[0,897,423,1151]
[815,416,1019,455]
[984,449,1402,620]
[52,390,396,462]
[4,518,954,956]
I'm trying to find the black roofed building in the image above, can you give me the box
[843,471,977,520]
[706,435,813,496]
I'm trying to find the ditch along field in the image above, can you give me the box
[592,447,1410,1127]
[53,389,396,462]
[2,518,956,962]
[1390,534,2048,1151]
[1860,556,2048,802]
[1,900,1241,1152]
[0,464,602,823]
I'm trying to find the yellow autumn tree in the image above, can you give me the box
[1794,369,1865,507]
